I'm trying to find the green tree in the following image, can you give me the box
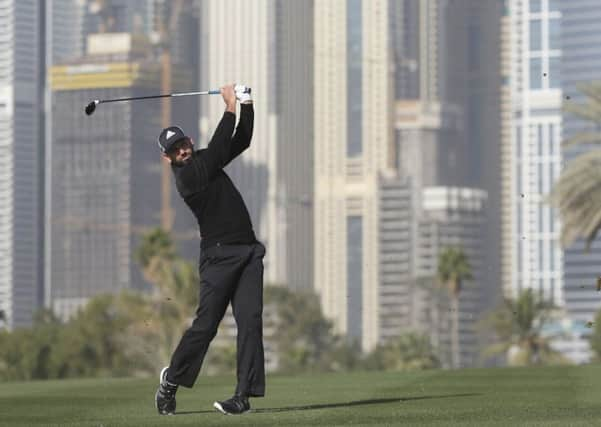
[134,227,176,289]
[0,310,63,381]
[365,332,440,371]
[133,228,198,364]
[52,295,134,378]
[0,298,148,381]
[437,247,473,369]
[264,286,341,373]
[480,289,568,366]
[547,81,601,249]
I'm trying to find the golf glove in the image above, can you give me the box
[234,84,252,103]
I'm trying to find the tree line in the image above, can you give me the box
[0,229,440,381]
[2,217,599,381]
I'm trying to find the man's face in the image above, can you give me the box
[166,138,193,166]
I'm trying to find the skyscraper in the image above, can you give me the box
[502,0,564,306]
[50,0,85,64]
[377,173,415,344]
[561,0,601,326]
[314,0,392,351]
[48,33,198,319]
[388,1,500,366]
[417,187,487,368]
[273,0,314,291]
[393,0,470,191]
[199,0,313,289]
[0,1,46,329]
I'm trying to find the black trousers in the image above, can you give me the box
[167,241,266,397]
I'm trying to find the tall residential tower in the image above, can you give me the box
[314,0,392,350]
[0,0,46,329]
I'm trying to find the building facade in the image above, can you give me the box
[314,0,391,351]
[47,33,197,319]
[416,187,487,368]
[561,0,601,328]
[377,173,414,344]
[503,0,564,305]
[0,0,46,329]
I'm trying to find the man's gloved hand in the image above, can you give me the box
[234,84,252,103]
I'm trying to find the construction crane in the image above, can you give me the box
[155,0,186,232]
[88,0,189,231]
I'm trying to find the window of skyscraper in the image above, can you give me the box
[530,57,542,89]
[549,17,561,51]
[530,0,542,13]
[549,56,561,89]
[530,19,542,51]
[517,240,523,274]
[548,0,561,13]
[347,216,363,340]
[347,0,362,157]
[516,125,522,158]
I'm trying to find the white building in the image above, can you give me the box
[0,0,45,329]
[314,0,391,351]
[501,0,595,365]
[504,0,564,305]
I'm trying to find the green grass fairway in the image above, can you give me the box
[1,365,600,426]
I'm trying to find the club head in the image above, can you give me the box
[85,100,99,116]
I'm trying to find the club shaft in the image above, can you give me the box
[99,90,220,104]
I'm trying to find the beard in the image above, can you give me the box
[170,151,192,167]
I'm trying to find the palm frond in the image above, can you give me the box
[575,81,601,106]
[548,150,601,248]
[561,132,601,149]
[562,102,601,124]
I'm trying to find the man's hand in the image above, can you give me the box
[221,84,236,113]
[162,153,172,164]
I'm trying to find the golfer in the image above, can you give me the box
[154,84,265,416]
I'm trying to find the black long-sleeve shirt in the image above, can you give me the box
[172,104,256,250]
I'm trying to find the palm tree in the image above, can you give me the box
[437,247,473,369]
[415,276,448,361]
[547,81,601,249]
[479,289,568,366]
[134,227,176,289]
[133,228,198,363]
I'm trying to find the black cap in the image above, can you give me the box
[158,126,188,153]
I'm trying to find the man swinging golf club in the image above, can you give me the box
[155,83,265,416]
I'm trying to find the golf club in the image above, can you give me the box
[84,87,251,116]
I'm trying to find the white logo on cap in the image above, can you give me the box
[166,130,176,140]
